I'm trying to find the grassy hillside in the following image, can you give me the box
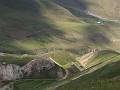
[14,80,56,90]
[0,0,120,90]
[13,50,120,90]
[86,0,120,20]
[55,51,120,90]
[56,79,120,90]
[86,50,120,68]
[0,0,120,55]
[0,53,37,66]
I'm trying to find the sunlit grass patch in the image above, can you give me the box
[0,53,37,66]
[12,40,46,50]
[49,51,77,68]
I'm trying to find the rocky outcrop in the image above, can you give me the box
[0,64,23,81]
[22,56,66,79]
[0,56,66,81]
[22,57,55,77]
[0,82,14,90]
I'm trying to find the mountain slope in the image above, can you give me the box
[86,0,120,20]
[0,0,120,90]
[13,50,120,90]
[55,50,120,90]
[0,0,120,54]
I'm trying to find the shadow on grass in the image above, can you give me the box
[55,0,87,11]
[0,20,65,54]
[83,25,111,45]
[0,0,66,54]
[54,0,100,23]
[0,0,40,14]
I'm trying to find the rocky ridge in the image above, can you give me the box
[0,56,66,81]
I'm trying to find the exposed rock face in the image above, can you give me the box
[0,64,23,81]
[0,82,14,90]
[0,56,66,81]
[22,57,55,76]
[22,56,66,79]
